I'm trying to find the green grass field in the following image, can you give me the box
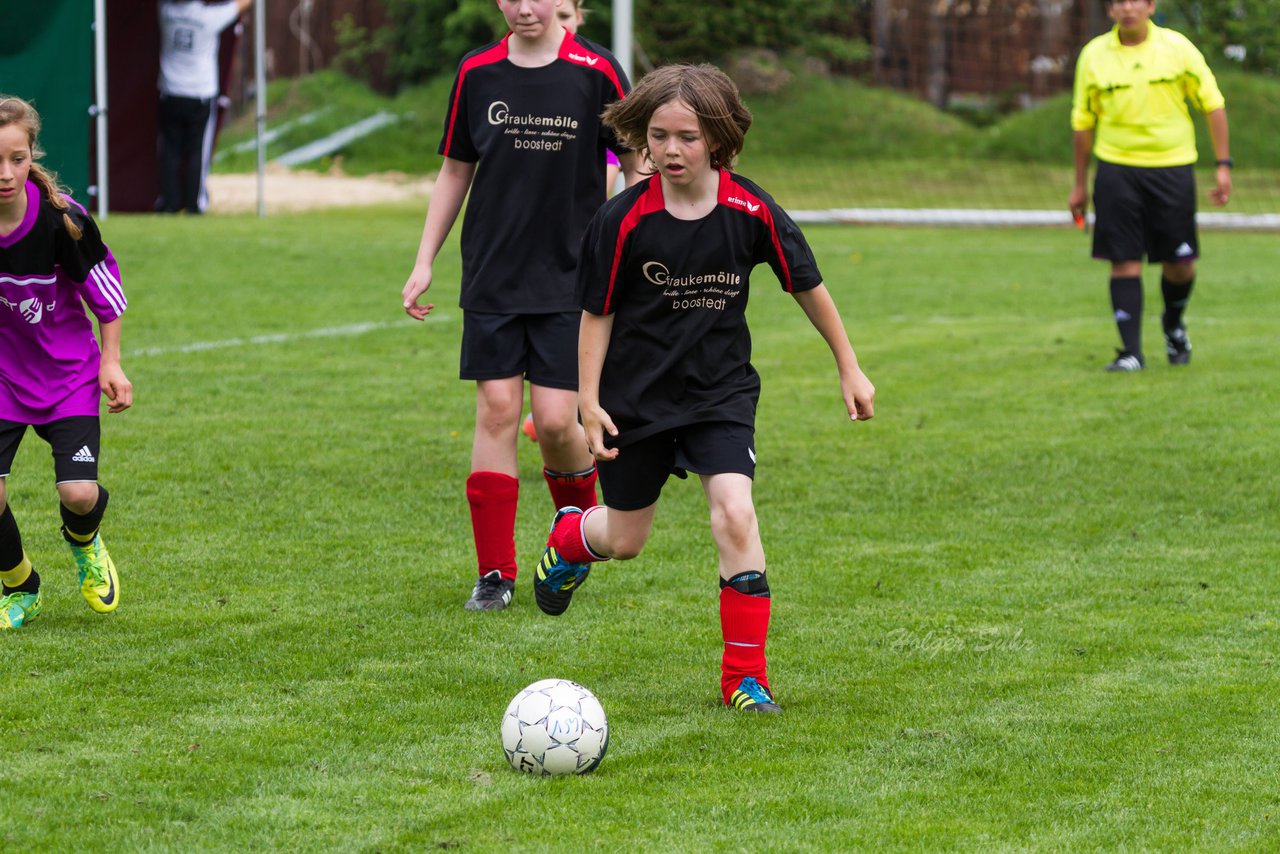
[2,208,1279,850]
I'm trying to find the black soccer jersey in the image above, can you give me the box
[439,30,630,314]
[577,170,823,445]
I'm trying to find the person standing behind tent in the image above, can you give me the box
[156,0,253,214]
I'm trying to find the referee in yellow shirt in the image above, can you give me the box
[1069,0,1231,371]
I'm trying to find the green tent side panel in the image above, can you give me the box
[0,0,94,204]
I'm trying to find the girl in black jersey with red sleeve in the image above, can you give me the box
[400,0,635,612]
[531,64,875,713]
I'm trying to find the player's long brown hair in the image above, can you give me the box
[602,63,753,173]
[0,95,83,240]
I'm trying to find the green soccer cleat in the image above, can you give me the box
[69,533,120,614]
[0,587,43,629]
[533,507,591,617]
[728,677,783,714]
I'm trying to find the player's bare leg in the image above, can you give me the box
[702,473,780,713]
[533,502,655,616]
[530,384,598,511]
[464,376,524,611]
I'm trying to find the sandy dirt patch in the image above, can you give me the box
[207,164,433,213]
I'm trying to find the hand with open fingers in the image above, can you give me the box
[581,404,619,461]
[842,368,875,422]
[100,364,133,413]
[402,267,436,320]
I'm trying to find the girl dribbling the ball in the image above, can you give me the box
[0,95,131,629]
[531,63,875,713]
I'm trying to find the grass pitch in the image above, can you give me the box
[2,208,1278,850]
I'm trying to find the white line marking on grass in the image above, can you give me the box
[129,315,453,358]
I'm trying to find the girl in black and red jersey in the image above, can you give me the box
[532,64,875,713]
[400,0,636,612]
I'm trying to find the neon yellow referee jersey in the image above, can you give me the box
[1071,22,1225,167]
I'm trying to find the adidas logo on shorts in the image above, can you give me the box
[72,445,96,463]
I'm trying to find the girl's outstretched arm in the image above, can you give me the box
[793,284,875,421]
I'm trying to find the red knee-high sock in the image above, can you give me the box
[543,465,598,510]
[466,472,519,581]
[720,587,771,704]
[548,505,606,564]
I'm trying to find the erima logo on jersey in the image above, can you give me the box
[727,196,761,213]
[72,446,96,463]
[1175,242,1194,257]
[567,52,599,67]
[487,100,579,129]
[20,297,43,324]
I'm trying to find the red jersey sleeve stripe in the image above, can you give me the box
[443,37,510,158]
[603,180,666,314]
[719,172,794,291]
[559,33,626,99]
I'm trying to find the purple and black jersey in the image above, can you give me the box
[577,170,822,444]
[0,181,126,424]
[440,30,630,314]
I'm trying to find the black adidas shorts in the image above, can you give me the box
[0,416,100,484]
[598,421,756,511]
[460,311,579,390]
[1092,160,1198,264]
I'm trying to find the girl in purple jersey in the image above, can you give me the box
[531,65,875,713]
[0,96,131,629]
[401,0,635,612]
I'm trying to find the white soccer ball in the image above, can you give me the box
[501,678,609,776]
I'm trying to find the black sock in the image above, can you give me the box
[60,485,109,544]
[1109,276,1143,356]
[1161,275,1194,332]
[3,568,40,595]
[0,504,23,572]
[720,571,770,598]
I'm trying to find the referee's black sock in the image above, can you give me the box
[1109,275,1144,356]
[1161,275,1194,332]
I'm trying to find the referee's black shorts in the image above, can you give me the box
[1092,160,1198,265]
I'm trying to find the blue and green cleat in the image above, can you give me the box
[533,507,591,616]
[69,533,120,614]
[0,586,43,629]
[728,677,783,713]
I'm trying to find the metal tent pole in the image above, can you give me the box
[93,0,109,218]
[255,0,267,217]
[612,0,634,83]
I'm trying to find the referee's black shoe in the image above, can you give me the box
[1165,326,1192,365]
[1105,350,1146,372]
[465,570,515,611]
